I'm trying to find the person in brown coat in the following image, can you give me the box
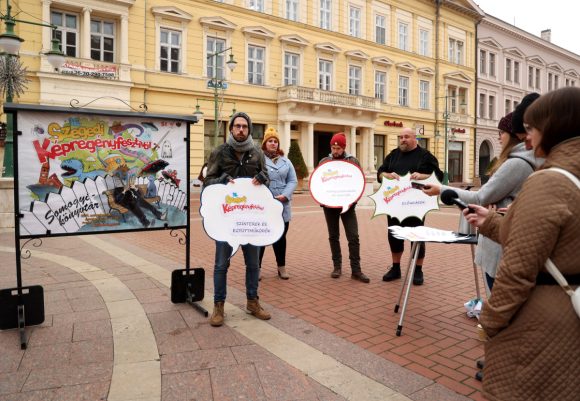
[464,87,580,401]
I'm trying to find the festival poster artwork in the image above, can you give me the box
[199,178,285,257]
[16,110,189,236]
[309,160,365,213]
[369,173,440,221]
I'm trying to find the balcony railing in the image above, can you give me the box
[278,86,382,111]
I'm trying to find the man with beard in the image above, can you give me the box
[377,127,443,285]
[204,111,271,326]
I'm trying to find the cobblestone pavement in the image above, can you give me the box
[0,192,486,401]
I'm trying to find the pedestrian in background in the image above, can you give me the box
[319,133,370,283]
[204,111,271,326]
[465,87,580,401]
[259,127,297,280]
[377,127,443,285]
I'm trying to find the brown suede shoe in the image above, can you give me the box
[246,298,271,320]
[331,267,342,278]
[277,266,290,280]
[209,301,225,327]
[351,271,370,283]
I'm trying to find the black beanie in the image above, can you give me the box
[228,112,253,137]
[512,93,540,135]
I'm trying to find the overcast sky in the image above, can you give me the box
[474,0,580,55]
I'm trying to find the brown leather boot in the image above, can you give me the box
[277,266,290,280]
[246,298,271,320]
[331,267,342,278]
[351,271,370,283]
[209,301,225,327]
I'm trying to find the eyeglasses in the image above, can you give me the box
[233,124,248,130]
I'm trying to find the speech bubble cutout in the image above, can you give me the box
[369,172,440,221]
[309,160,365,213]
[200,177,285,257]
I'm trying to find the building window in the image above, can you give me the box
[505,99,510,115]
[375,14,386,45]
[160,29,180,73]
[90,19,115,62]
[249,0,264,12]
[398,76,409,106]
[449,87,457,113]
[398,22,409,51]
[555,75,559,89]
[284,52,299,85]
[286,0,298,21]
[320,0,331,29]
[51,11,78,57]
[207,37,226,80]
[489,53,496,77]
[548,73,553,91]
[374,134,385,170]
[479,50,486,74]
[248,45,265,85]
[528,66,534,88]
[348,65,361,95]
[479,93,486,118]
[449,38,463,64]
[488,95,495,120]
[419,29,429,56]
[505,58,512,82]
[319,59,332,90]
[514,61,520,84]
[349,6,361,37]
[536,68,541,89]
[513,100,519,109]
[375,71,386,102]
[419,80,429,109]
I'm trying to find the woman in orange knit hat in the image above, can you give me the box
[259,127,297,279]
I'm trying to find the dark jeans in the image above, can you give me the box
[485,273,495,291]
[213,241,260,303]
[387,216,426,259]
[114,187,161,226]
[259,222,290,267]
[323,206,360,271]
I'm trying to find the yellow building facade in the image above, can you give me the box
[1,0,483,183]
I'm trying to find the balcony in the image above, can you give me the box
[278,86,382,111]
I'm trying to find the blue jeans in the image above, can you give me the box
[213,241,260,303]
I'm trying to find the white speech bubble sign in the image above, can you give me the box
[309,160,365,214]
[200,177,285,257]
[369,173,440,221]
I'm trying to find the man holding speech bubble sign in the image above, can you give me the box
[377,127,443,285]
[203,112,272,326]
[314,133,370,283]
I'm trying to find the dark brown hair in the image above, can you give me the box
[261,140,285,156]
[524,87,580,154]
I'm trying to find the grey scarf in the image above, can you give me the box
[227,132,255,153]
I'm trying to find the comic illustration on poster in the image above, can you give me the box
[309,160,365,213]
[200,178,285,256]
[369,173,440,221]
[16,110,188,236]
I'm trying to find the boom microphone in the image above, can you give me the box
[441,189,475,214]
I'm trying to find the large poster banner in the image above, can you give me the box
[200,178,285,257]
[16,110,188,236]
[309,160,365,213]
[368,173,440,221]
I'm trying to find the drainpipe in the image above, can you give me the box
[434,1,441,156]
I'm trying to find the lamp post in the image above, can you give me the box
[194,47,237,148]
[0,0,65,177]
[435,95,451,185]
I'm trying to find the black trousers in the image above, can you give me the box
[114,188,161,226]
[259,222,290,267]
[323,206,360,271]
[387,216,426,259]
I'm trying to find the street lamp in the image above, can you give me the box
[436,94,466,185]
[0,0,65,177]
[196,47,237,148]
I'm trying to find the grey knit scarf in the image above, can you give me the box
[227,132,255,153]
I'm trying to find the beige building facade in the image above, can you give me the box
[1,0,484,185]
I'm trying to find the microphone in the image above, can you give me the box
[441,189,475,214]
